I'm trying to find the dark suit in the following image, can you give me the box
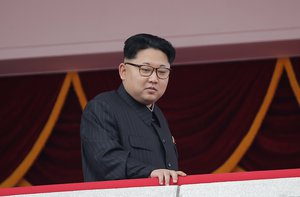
[80,84,178,181]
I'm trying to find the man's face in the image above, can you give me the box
[119,48,170,106]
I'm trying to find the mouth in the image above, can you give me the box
[145,87,158,92]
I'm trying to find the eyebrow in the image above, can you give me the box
[142,62,169,68]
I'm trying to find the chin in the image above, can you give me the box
[141,94,161,104]
[142,98,156,105]
[146,99,159,105]
[144,100,155,105]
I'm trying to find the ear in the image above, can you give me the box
[119,63,126,80]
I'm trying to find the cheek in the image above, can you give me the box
[159,80,169,93]
[131,77,147,91]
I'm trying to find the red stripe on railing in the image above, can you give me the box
[1,168,300,196]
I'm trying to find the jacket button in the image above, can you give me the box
[162,139,166,143]
[167,163,172,167]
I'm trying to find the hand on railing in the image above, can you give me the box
[150,169,187,185]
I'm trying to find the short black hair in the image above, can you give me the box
[123,33,176,64]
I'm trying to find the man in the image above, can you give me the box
[80,33,186,185]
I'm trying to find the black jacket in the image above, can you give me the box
[80,84,178,181]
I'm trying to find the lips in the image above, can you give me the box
[145,87,157,91]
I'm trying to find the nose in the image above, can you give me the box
[148,69,159,82]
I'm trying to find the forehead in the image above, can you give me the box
[135,48,169,64]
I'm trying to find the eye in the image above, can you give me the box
[157,69,168,74]
[140,66,153,73]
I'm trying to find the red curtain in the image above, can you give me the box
[159,60,276,174]
[0,74,65,182]
[240,70,300,170]
[25,87,83,185]
[0,58,299,187]
[291,58,300,80]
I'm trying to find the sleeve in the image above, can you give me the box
[80,99,156,181]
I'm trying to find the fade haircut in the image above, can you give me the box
[123,33,176,64]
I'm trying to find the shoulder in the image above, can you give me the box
[83,91,114,112]
[81,90,121,123]
[85,90,120,109]
[93,90,117,102]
